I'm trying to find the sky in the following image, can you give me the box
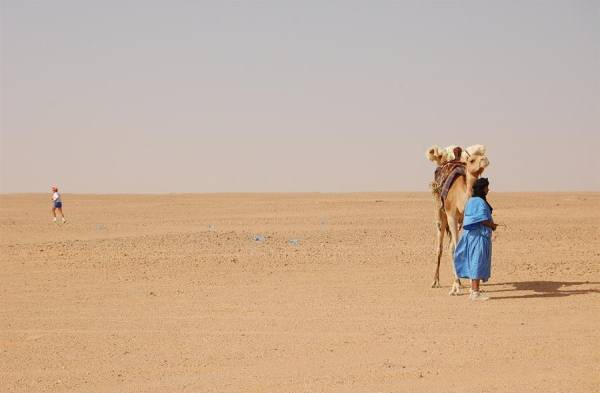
[1,0,599,193]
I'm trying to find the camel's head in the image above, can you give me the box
[460,144,486,162]
[465,153,490,176]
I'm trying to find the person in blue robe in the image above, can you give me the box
[454,178,497,301]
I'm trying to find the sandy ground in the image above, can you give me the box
[1,192,599,393]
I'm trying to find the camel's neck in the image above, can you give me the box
[465,172,477,198]
[444,170,481,216]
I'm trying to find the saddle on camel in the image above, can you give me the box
[431,146,466,205]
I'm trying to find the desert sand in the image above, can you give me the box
[1,192,599,392]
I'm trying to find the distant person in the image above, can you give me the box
[454,178,497,301]
[51,186,67,223]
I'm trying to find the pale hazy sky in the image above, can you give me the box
[1,1,599,193]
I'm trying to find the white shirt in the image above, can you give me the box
[52,192,61,203]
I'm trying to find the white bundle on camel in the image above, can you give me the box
[425,144,486,166]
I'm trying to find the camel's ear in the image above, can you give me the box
[426,145,441,162]
[466,144,486,156]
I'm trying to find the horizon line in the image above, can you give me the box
[2,190,599,196]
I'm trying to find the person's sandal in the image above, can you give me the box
[469,291,489,301]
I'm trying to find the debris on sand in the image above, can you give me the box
[320,218,328,231]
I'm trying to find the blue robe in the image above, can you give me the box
[454,197,493,281]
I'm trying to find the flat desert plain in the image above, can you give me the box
[1,193,599,393]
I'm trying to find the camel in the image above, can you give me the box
[428,146,490,295]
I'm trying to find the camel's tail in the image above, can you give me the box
[429,181,442,197]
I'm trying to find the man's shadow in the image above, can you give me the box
[483,281,600,300]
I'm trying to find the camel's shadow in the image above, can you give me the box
[483,281,600,300]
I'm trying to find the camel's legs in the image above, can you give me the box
[431,214,446,288]
[447,215,462,295]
